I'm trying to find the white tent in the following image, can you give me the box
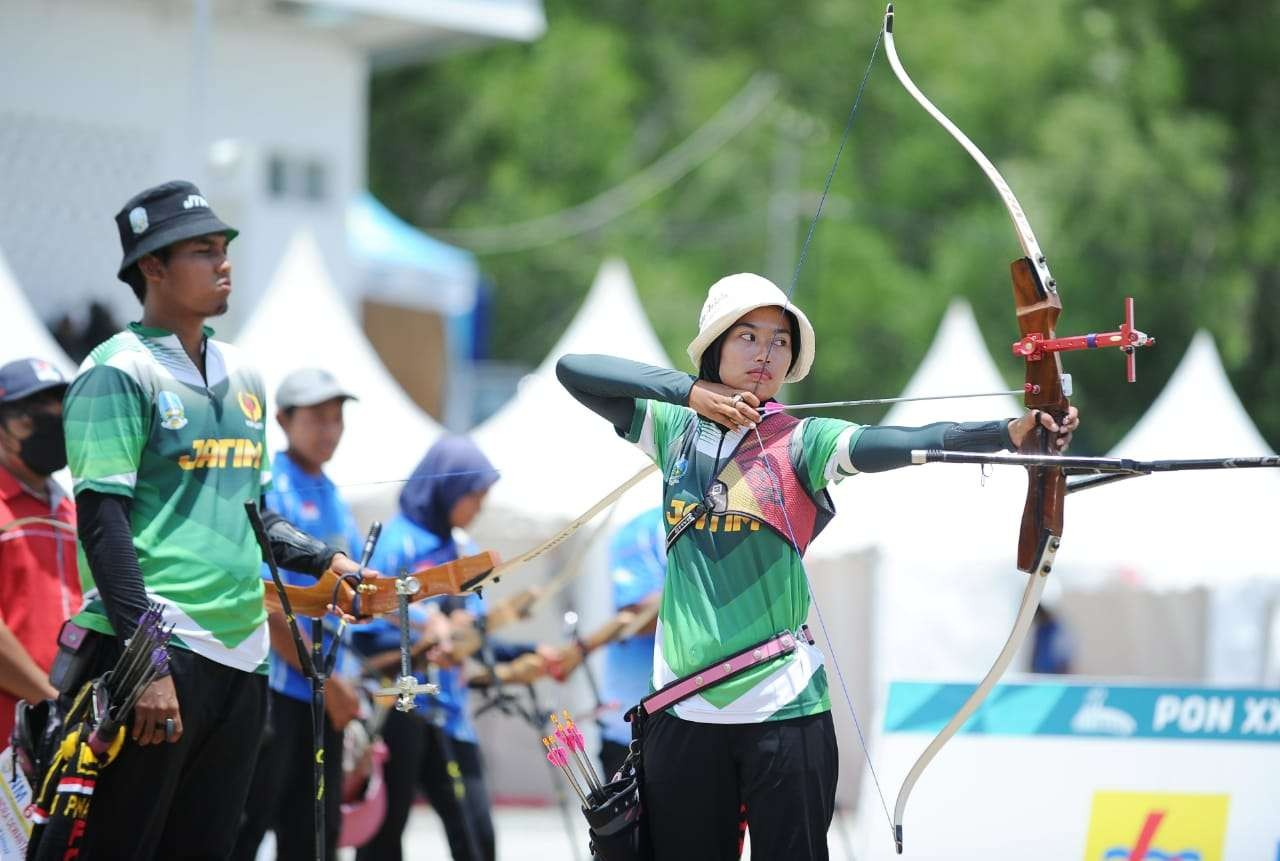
[0,244,76,376]
[236,231,442,505]
[472,258,669,525]
[1059,331,1279,588]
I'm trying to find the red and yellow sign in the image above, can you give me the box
[1084,790,1229,860]
[238,391,263,423]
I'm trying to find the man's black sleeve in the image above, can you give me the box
[556,354,695,436]
[850,419,1016,473]
[259,498,343,578]
[75,490,154,643]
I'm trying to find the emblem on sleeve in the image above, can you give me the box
[157,390,188,430]
[238,391,264,429]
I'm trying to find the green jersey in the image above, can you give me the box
[628,399,863,723]
[64,323,272,672]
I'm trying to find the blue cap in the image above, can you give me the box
[0,358,70,404]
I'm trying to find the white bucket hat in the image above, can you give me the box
[686,273,816,383]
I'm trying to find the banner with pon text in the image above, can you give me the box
[858,678,1280,860]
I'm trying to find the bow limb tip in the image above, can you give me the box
[895,824,904,854]
[884,4,895,33]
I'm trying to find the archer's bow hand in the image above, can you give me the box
[326,553,384,621]
[1009,405,1080,452]
[330,552,382,583]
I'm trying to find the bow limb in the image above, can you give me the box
[484,496,625,630]
[884,5,1069,852]
[883,4,1052,292]
[460,462,659,593]
[889,549,1053,851]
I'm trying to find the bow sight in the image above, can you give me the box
[1012,297,1155,386]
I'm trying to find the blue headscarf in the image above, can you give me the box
[398,436,499,540]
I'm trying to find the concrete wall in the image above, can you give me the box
[0,0,365,335]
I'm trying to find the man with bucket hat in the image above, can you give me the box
[53,181,378,859]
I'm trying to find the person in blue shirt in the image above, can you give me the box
[1031,604,1076,675]
[598,507,666,781]
[232,368,364,861]
[353,436,542,861]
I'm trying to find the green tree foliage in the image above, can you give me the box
[369,0,1277,451]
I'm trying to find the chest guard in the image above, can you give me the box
[670,413,835,557]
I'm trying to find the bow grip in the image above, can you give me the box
[1011,257,1069,573]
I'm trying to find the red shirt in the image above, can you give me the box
[0,463,79,742]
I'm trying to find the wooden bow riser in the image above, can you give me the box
[1011,257,1069,574]
[262,551,499,619]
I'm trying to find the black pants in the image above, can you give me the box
[77,641,267,860]
[356,708,495,861]
[231,689,344,861]
[641,710,838,861]
[599,739,630,784]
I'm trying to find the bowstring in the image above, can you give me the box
[743,20,898,839]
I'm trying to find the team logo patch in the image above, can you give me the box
[29,359,64,384]
[1084,790,1228,861]
[157,391,188,430]
[238,392,264,428]
[129,206,149,234]
[668,458,688,486]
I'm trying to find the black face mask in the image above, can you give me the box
[14,411,68,476]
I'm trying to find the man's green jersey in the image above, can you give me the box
[64,323,272,672]
[627,399,863,723]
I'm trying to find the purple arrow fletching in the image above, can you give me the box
[151,646,170,675]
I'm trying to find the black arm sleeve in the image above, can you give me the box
[556,354,696,436]
[259,499,342,578]
[850,419,1016,473]
[75,490,153,642]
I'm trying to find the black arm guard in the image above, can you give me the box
[259,503,342,578]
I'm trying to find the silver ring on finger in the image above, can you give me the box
[164,717,176,742]
[730,393,744,406]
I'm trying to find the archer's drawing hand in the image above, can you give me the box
[133,674,182,746]
[689,381,760,431]
[1009,406,1080,451]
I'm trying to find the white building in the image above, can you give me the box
[0,0,544,339]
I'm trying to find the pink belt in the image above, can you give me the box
[641,626,811,715]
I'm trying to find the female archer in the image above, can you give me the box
[556,272,1079,860]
